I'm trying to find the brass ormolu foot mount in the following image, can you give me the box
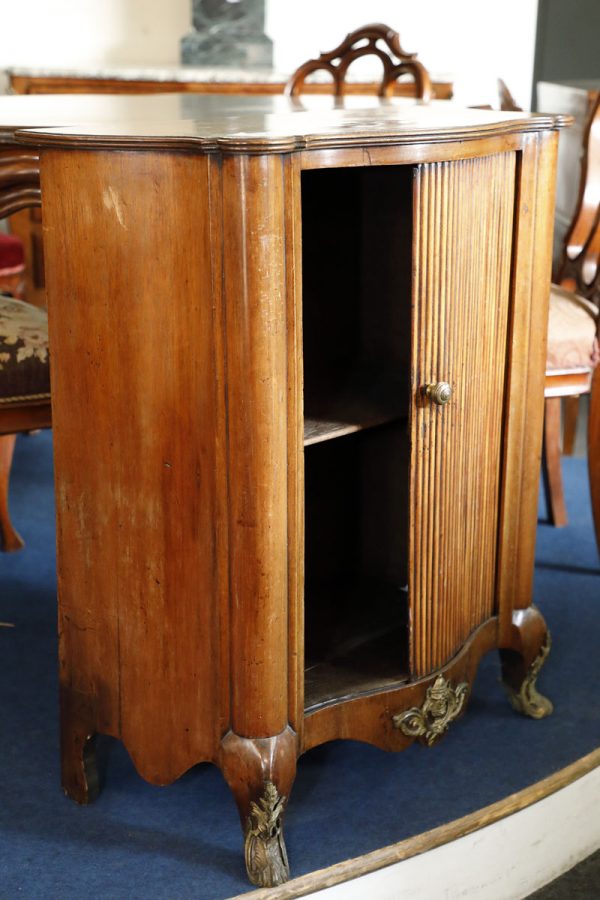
[244,781,290,887]
[220,729,296,889]
[502,632,554,719]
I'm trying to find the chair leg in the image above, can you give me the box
[562,395,579,456]
[589,369,600,557]
[0,434,24,552]
[541,397,568,527]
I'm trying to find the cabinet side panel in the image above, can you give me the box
[497,132,558,635]
[42,150,225,783]
[411,152,516,677]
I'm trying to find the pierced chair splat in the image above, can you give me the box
[285,23,432,101]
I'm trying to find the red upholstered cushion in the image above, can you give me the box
[0,233,25,271]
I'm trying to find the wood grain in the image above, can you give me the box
[42,149,225,783]
[0,400,51,435]
[220,153,291,739]
[410,153,516,676]
[496,132,559,636]
[542,397,568,526]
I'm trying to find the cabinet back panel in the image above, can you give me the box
[410,153,517,676]
[301,166,413,407]
[304,428,409,706]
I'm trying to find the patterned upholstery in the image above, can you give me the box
[0,293,49,405]
[546,283,598,372]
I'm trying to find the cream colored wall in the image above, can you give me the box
[0,0,189,67]
[1,0,538,108]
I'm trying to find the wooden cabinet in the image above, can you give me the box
[9,96,561,887]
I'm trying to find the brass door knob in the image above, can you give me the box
[425,381,453,406]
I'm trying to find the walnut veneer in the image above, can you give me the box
[1,95,564,887]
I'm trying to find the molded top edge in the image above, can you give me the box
[0,95,567,152]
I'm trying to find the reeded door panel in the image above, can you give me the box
[410,153,517,677]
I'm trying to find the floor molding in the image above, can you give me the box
[237,747,600,899]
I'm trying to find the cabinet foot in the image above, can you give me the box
[499,608,553,719]
[244,780,290,887]
[61,691,100,804]
[220,728,297,887]
[62,730,99,804]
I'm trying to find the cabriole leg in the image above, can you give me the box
[220,728,297,888]
[0,434,24,552]
[499,607,553,719]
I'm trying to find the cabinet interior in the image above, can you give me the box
[301,165,414,712]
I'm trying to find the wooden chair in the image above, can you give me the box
[0,273,50,551]
[285,23,432,101]
[498,78,523,112]
[543,92,600,551]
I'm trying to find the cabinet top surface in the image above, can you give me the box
[1,93,563,153]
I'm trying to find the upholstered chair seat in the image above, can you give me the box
[0,292,51,551]
[0,293,50,408]
[546,284,599,373]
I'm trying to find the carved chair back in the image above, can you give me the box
[0,150,41,220]
[285,23,432,101]
[498,78,523,112]
[557,92,600,315]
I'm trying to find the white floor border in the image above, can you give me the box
[238,750,600,900]
[305,763,600,899]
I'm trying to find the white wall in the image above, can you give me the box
[0,0,190,68]
[0,0,538,108]
[268,1,539,108]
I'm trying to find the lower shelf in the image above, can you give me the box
[304,626,409,712]
[304,579,409,713]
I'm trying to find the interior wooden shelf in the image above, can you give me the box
[303,580,409,712]
[304,626,409,712]
[303,378,407,447]
[304,411,400,446]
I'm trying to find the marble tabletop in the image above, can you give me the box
[5,63,454,86]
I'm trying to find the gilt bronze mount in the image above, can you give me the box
[393,674,469,746]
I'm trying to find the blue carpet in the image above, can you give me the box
[1,431,599,899]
